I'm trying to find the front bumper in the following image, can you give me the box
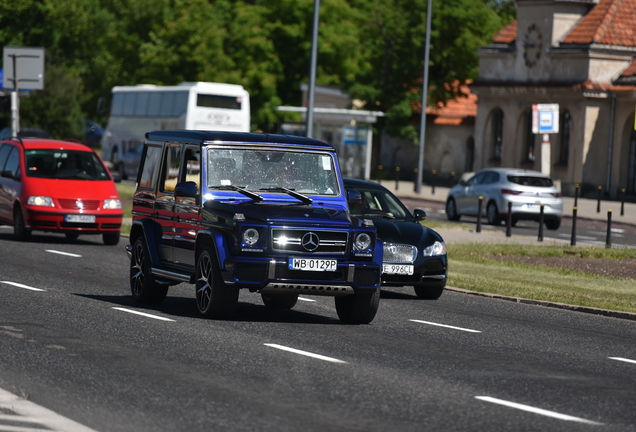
[223,257,381,295]
[25,208,123,233]
[381,255,447,288]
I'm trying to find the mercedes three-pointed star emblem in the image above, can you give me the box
[301,232,320,251]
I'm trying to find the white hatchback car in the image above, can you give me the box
[446,168,563,230]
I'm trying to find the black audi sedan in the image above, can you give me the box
[344,178,447,299]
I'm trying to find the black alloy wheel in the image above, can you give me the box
[195,246,239,319]
[414,285,444,300]
[130,237,167,303]
[335,289,380,324]
[446,198,460,221]
[13,206,32,241]
[487,201,501,225]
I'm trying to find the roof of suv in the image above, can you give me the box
[145,130,335,150]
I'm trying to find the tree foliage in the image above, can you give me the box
[0,0,510,140]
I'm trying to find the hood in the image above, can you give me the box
[371,218,443,246]
[25,178,120,200]
[205,200,352,226]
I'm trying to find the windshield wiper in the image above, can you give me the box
[209,185,263,202]
[260,187,313,204]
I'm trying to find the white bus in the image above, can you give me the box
[101,81,250,166]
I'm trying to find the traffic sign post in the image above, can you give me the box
[2,46,45,137]
[532,104,559,176]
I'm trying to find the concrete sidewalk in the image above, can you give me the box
[378,179,636,226]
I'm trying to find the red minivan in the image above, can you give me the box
[0,138,123,245]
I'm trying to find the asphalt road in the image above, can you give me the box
[1,229,636,432]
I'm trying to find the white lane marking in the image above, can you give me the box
[475,396,603,425]
[609,357,636,365]
[297,297,316,302]
[112,307,175,322]
[410,319,481,333]
[0,281,45,291]
[46,249,82,258]
[0,387,100,431]
[264,343,347,364]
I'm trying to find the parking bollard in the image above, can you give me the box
[538,204,544,242]
[476,196,483,233]
[574,184,579,208]
[597,185,602,213]
[571,206,578,246]
[451,172,456,185]
[506,201,512,237]
[431,170,437,195]
[621,188,626,216]
[376,165,383,183]
[413,168,418,192]
[606,209,612,249]
[395,166,400,191]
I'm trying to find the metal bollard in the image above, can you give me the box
[606,209,612,249]
[451,172,456,186]
[574,184,579,208]
[395,166,401,191]
[621,188,626,216]
[476,196,483,233]
[377,165,383,183]
[538,204,544,242]
[570,206,578,246]
[597,185,602,213]
[506,201,512,237]
[413,168,418,192]
[431,170,437,195]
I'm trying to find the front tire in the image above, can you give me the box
[335,289,380,324]
[196,246,239,319]
[446,198,460,221]
[487,201,501,225]
[261,293,299,309]
[414,285,444,300]
[103,231,121,245]
[545,219,561,230]
[13,206,31,241]
[130,237,168,304]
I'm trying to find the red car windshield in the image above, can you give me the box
[25,149,110,180]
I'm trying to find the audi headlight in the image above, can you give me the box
[103,199,122,209]
[354,232,372,250]
[422,241,447,256]
[242,228,260,246]
[27,196,54,207]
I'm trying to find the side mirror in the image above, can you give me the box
[413,209,426,222]
[459,179,467,186]
[175,181,199,197]
[1,170,14,179]
[346,188,362,204]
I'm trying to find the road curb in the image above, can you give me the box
[445,286,636,321]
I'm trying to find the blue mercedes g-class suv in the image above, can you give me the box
[126,130,382,323]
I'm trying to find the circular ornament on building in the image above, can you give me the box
[523,23,542,68]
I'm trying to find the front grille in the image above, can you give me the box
[101,223,122,229]
[354,268,380,287]
[58,199,100,210]
[383,243,417,263]
[60,222,98,229]
[271,229,348,254]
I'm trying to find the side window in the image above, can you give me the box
[181,146,201,192]
[0,143,11,171]
[3,146,20,178]
[161,144,182,192]
[138,145,163,189]
[467,172,485,186]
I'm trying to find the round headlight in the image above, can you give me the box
[354,232,372,250]
[243,228,260,246]
[422,241,447,256]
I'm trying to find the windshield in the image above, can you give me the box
[206,148,339,196]
[25,149,110,180]
[348,187,410,221]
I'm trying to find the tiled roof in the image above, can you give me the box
[562,0,636,46]
[492,20,517,44]
[425,82,477,125]
[621,58,636,76]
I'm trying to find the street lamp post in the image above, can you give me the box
[415,0,432,194]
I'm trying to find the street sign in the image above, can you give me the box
[2,46,45,90]
[532,103,559,134]
[342,126,368,145]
